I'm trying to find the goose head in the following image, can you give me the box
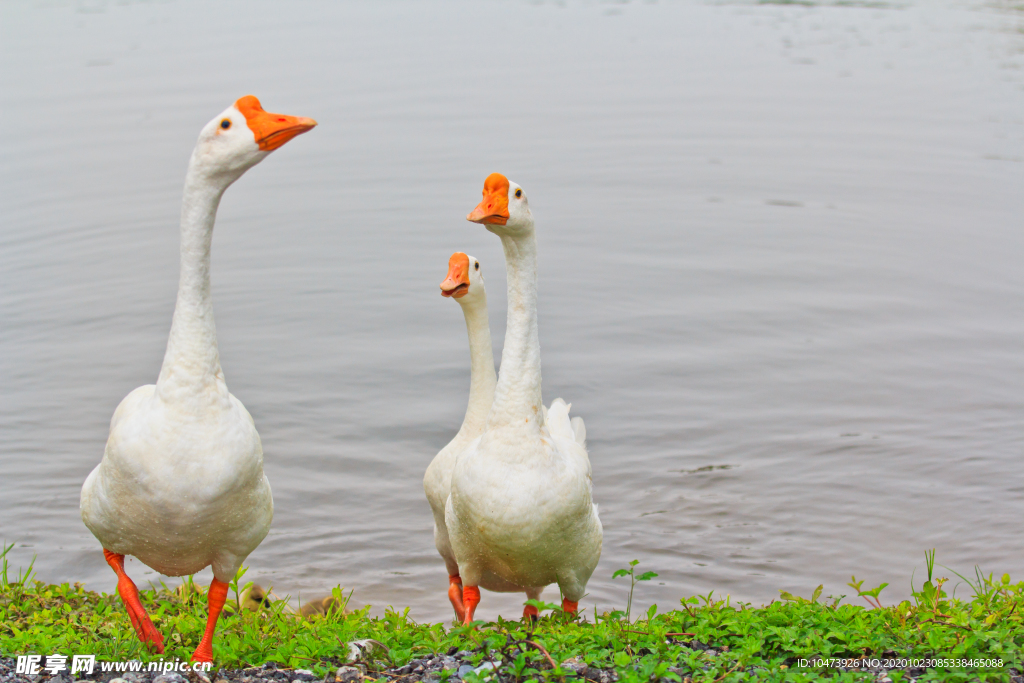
[440,252,485,304]
[189,95,317,187]
[467,173,533,236]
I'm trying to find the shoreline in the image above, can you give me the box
[2,568,1022,683]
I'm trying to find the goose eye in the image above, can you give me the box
[220,119,231,130]
[475,262,479,270]
[515,189,522,198]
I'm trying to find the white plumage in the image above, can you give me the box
[80,96,315,662]
[423,252,496,620]
[446,174,603,622]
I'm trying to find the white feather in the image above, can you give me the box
[446,177,603,616]
[571,416,587,448]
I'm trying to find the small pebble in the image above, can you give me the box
[473,661,499,675]
[153,673,187,683]
[561,657,587,676]
[334,666,360,683]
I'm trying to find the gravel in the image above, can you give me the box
[0,652,609,683]
[3,653,1020,683]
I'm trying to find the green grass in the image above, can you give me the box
[1,544,1022,682]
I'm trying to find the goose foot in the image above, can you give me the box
[523,604,539,621]
[461,585,481,625]
[103,550,165,653]
[448,575,466,622]
[561,598,578,615]
[190,578,229,663]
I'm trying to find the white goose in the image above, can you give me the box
[423,252,497,621]
[80,96,316,662]
[445,173,602,623]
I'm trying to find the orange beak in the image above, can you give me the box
[440,253,471,298]
[235,95,317,151]
[467,173,510,225]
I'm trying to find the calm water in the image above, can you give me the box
[1,0,1022,623]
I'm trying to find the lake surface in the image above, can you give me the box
[1,0,1022,623]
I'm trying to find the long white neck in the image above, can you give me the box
[155,169,230,404]
[455,291,497,437]
[487,229,543,431]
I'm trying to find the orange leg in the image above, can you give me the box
[523,603,539,621]
[103,550,165,653]
[462,585,481,625]
[448,575,466,622]
[561,598,578,615]
[191,578,229,663]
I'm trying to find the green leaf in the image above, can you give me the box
[865,582,889,598]
[524,598,559,613]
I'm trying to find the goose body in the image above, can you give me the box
[81,381,271,578]
[423,252,497,619]
[80,96,315,661]
[445,174,602,622]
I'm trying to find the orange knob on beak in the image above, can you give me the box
[467,173,510,225]
[441,253,471,298]
[235,95,317,151]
